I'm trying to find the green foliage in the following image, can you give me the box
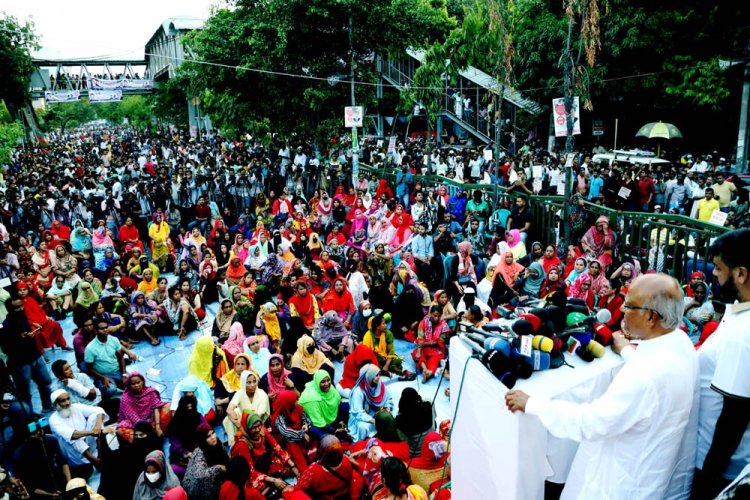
[151,77,189,127]
[181,0,454,139]
[0,13,39,109]
[664,57,730,111]
[119,96,153,129]
[0,120,24,165]
[41,101,96,133]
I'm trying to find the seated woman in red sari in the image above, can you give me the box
[288,281,321,329]
[412,305,451,383]
[271,390,314,472]
[580,215,615,271]
[596,277,625,331]
[118,217,145,254]
[321,278,355,326]
[230,412,299,492]
[281,435,365,500]
[16,281,68,349]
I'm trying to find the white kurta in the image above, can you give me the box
[526,330,698,500]
[49,403,107,466]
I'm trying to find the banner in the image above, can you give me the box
[89,89,122,103]
[552,96,581,137]
[89,77,154,90]
[344,106,364,128]
[44,90,80,102]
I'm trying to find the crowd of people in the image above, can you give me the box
[0,125,745,500]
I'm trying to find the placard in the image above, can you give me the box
[533,178,543,193]
[483,149,493,161]
[556,179,566,195]
[508,169,518,185]
[709,209,728,226]
[387,136,397,154]
[344,106,364,127]
[532,165,543,179]
[618,186,631,199]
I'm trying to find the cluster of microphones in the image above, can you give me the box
[460,292,614,388]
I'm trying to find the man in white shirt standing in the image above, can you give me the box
[692,229,750,499]
[506,274,698,500]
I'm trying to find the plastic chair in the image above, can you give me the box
[489,208,511,232]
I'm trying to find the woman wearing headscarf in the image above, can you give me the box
[212,299,237,344]
[540,244,562,275]
[450,241,477,301]
[225,256,247,286]
[493,250,525,288]
[580,215,615,271]
[133,450,181,500]
[244,244,267,277]
[348,364,394,441]
[221,323,248,365]
[408,432,449,493]
[52,244,80,289]
[261,253,285,284]
[230,413,298,492]
[390,268,425,338]
[244,333,272,377]
[321,277,355,325]
[565,257,588,286]
[216,352,252,415]
[290,335,335,391]
[230,285,255,332]
[567,192,588,243]
[255,302,284,352]
[129,291,160,346]
[395,387,436,458]
[313,310,355,361]
[610,260,641,292]
[515,260,546,303]
[596,278,626,331]
[363,313,403,375]
[70,219,93,255]
[505,229,527,261]
[351,300,373,339]
[288,281,321,329]
[183,423,229,500]
[166,394,208,477]
[149,213,172,271]
[271,390,313,472]
[118,372,170,440]
[298,369,344,439]
[538,267,567,299]
[219,457,265,500]
[189,336,230,389]
[73,280,100,326]
[566,272,595,309]
[171,375,216,422]
[224,370,270,445]
[413,306,451,383]
[259,354,295,401]
[683,280,715,337]
[283,435,365,499]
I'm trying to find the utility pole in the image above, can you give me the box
[349,13,359,177]
[562,0,580,247]
[737,44,750,173]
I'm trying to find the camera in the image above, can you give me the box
[27,416,49,433]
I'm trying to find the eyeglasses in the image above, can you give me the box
[622,303,664,319]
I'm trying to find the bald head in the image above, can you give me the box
[624,274,684,338]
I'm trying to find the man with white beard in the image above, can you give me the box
[48,389,107,476]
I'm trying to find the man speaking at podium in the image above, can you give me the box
[505,274,698,500]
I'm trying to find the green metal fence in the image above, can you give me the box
[358,163,729,279]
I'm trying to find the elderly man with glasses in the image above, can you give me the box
[506,274,698,500]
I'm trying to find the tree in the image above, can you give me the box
[0,121,24,165]
[179,0,454,139]
[41,101,96,134]
[0,13,39,116]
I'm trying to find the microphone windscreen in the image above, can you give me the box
[596,308,612,324]
[519,314,542,332]
[532,335,553,353]
[528,307,550,323]
[567,303,590,316]
[566,312,588,328]
[572,332,592,346]
[481,350,516,388]
[594,324,613,345]
[525,349,551,371]
[576,346,595,362]
[587,339,605,358]
[484,337,511,357]
[545,305,566,333]
[482,323,505,332]
[546,291,568,309]
[512,319,534,336]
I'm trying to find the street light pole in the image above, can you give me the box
[349,13,359,177]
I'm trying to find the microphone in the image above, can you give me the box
[467,333,512,357]
[566,309,611,329]
[586,339,605,358]
[519,348,551,371]
[594,323,613,345]
[531,335,553,353]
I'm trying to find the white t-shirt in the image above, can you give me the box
[696,302,750,478]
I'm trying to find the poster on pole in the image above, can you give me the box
[387,136,397,154]
[553,97,581,137]
[344,106,364,128]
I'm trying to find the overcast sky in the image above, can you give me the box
[3,0,216,60]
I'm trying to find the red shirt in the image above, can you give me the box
[637,177,655,204]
